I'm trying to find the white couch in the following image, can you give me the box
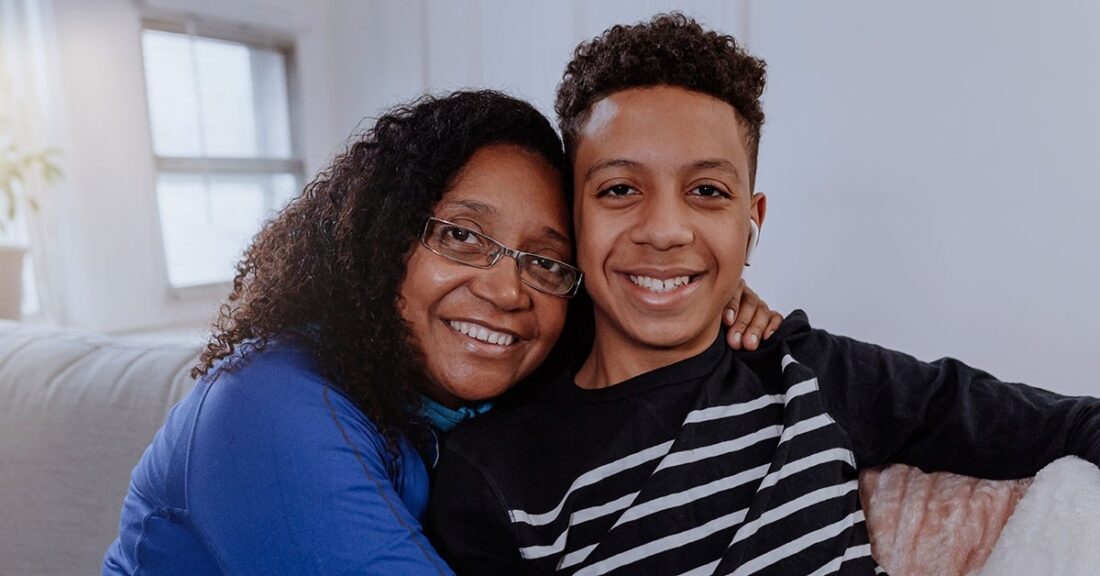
[0,320,199,575]
[2,320,1095,576]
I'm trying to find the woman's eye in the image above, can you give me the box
[534,257,562,272]
[690,185,730,198]
[444,226,478,244]
[597,184,637,198]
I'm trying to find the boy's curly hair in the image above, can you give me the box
[192,90,566,443]
[555,12,767,189]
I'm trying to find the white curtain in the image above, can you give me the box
[0,0,64,319]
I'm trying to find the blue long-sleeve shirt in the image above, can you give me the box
[102,340,453,576]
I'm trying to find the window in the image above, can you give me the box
[140,21,301,288]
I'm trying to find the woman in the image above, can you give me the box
[102,91,780,575]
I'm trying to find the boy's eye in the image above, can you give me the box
[690,185,730,198]
[597,184,638,198]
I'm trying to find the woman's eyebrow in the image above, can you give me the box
[442,199,497,215]
[537,226,571,247]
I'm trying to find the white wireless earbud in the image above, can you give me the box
[745,220,760,266]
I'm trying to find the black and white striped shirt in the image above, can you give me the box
[429,311,1100,575]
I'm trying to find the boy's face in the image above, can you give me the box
[573,86,765,355]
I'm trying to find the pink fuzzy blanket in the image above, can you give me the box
[858,465,1032,576]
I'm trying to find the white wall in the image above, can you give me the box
[42,0,1099,396]
[319,0,1099,397]
[327,0,743,125]
[747,1,1100,395]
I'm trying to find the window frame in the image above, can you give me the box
[139,16,305,296]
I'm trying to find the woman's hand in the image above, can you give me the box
[724,279,783,351]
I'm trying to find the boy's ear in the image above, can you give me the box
[745,193,767,267]
[746,220,760,266]
[750,192,767,230]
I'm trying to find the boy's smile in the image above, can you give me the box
[573,86,766,387]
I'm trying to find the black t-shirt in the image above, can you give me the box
[428,311,1100,575]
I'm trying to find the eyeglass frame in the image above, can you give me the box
[418,217,584,298]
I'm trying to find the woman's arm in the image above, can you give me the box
[185,353,454,575]
[724,278,784,350]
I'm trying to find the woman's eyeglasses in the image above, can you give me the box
[419,217,583,298]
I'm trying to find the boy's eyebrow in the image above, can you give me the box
[582,158,743,184]
[582,158,642,182]
[691,159,743,183]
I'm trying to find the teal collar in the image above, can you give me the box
[418,395,492,433]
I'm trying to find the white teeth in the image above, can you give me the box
[448,321,516,346]
[628,274,692,293]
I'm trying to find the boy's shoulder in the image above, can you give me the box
[735,308,817,362]
[444,392,550,460]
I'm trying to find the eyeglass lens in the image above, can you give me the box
[424,219,577,295]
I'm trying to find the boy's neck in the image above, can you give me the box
[574,317,720,389]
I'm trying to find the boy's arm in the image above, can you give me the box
[427,446,525,576]
[799,327,1100,478]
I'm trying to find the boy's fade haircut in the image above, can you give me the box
[555,12,767,190]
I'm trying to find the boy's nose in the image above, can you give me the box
[628,193,693,250]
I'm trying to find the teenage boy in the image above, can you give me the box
[428,14,1100,576]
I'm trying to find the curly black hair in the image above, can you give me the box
[193,90,566,444]
[555,12,767,189]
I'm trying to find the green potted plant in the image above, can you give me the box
[0,128,60,319]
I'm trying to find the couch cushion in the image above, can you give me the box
[0,321,201,575]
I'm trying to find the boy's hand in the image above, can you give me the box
[724,279,783,351]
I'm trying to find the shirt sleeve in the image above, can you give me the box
[427,445,526,576]
[794,325,1100,478]
[184,357,455,576]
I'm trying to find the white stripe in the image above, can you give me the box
[614,464,770,529]
[757,448,857,492]
[781,354,799,371]
[674,559,720,576]
[779,413,832,445]
[654,414,829,475]
[654,424,783,472]
[553,418,847,564]
[571,491,640,525]
[683,393,783,424]
[557,544,598,571]
[804,544,873,576]
[518,529,568,560]
[573,507,750,576]
[554,464,770,569]
[783,378,819,403]
[730,510,866,576]
[532,492,644,563]
[730,480,858,545]
[682,374,816,425]
[784,377,818,403]
[509,440,674,526]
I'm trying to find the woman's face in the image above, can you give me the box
[399,144,572,407]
